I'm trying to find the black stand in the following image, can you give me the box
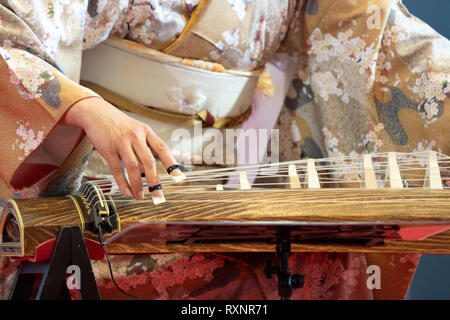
[10,226,100,300]
[264,241,304,300]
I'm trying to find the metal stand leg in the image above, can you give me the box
[10,226,100,300]
[264,241,304,300]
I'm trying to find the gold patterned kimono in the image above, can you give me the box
[0,0,449,299]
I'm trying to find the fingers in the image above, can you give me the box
[132,140,165,204]
[105,155,132,198]
[119,146,145,200]
[101,120,183,202]
[146,127,186,182]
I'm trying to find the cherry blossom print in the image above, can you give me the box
[8,68,34,100]
[13,121,45,160]
[2,48,57,99]
[226,0,250,22]
[308,27,378,76]
[407,61,448,126]
[166,85,207,114]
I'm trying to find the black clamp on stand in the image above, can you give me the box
[264,241,305,300]
[86,204,117,236]
[9,226,100,300]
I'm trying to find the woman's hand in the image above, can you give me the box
[63,97,182,201]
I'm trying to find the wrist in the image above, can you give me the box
[63,96,103,128]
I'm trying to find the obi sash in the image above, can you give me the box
[80,36,261,161]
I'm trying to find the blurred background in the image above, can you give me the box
[401,0,450,300]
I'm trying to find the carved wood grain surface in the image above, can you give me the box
[113,189,450,227]
[8,189,450,256]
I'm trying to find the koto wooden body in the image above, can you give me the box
[1,189,450,257]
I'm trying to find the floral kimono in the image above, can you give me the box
[0,0,449,300]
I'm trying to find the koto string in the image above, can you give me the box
[87,151,450,184]
[82,152,450,199]
[86,151,450,186]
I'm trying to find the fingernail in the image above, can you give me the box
[124,188,132,197]
[170,168,186,182]
[138,190,144,200]
[151,189,165,205]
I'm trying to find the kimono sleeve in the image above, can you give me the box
[0,47,100,191]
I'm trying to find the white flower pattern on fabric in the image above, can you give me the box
[414,139,441,154]
[206,2,292,71]
[8,68,34,100]
[308,28,378,76]
[14,121,45,160]
[185,0,201,11]
[290,119,301,143]
[382,25,410,47]
[222,28,241,47]
[84,0,129,49]
[396,139,442,167]
[408,60,449,126]
[311,71,343,103]
[7,0,86,59]
[322,126,341,157]
[2,48,56,99]
[107,0,187,50]
[358,123,384,154]
[166,85,207,114]
[226,0,250,22]
[307,27,378,105]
